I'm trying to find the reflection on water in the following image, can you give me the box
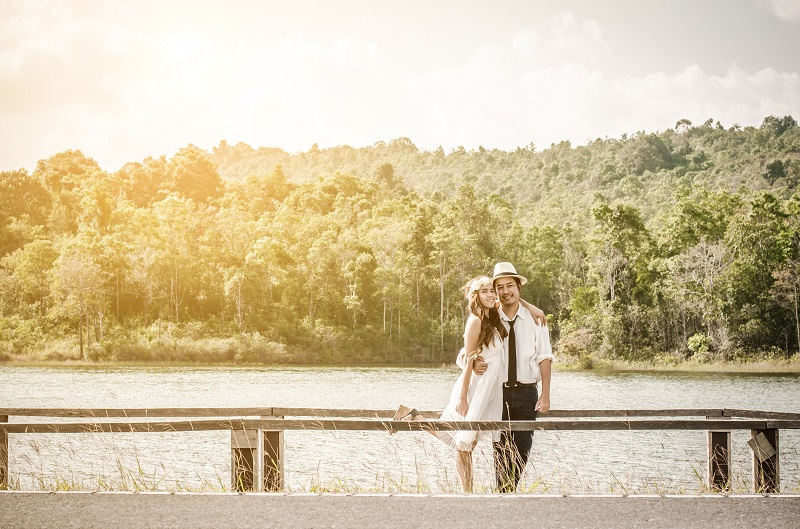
[1,366,798,493]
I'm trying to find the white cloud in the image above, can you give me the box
[404,40,800,153]
[763,0,800,21]
[546,11,608,54]
[0,4,798,172]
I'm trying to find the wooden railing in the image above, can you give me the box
[2,407,798,493]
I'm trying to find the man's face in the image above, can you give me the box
[494,277,519,308]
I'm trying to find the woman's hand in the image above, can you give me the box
[530,305,546,326]
[466,348,481,363]
[467,349,487,375]
[456,397,469,417]
[519,298,547,326]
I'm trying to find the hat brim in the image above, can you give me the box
[492,272,527,286]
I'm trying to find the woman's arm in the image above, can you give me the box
[519,298,547,326]
[457,315,482,416]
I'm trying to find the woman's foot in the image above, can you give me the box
[393,404,419,421]
[389,404,422,434]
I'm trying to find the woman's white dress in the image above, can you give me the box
[437,331,505,451]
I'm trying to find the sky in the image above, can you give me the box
[1,0,799,172]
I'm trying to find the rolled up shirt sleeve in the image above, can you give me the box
[534,324,555,365]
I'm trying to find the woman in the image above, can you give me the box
[394,275,540,492]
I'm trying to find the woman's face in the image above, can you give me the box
[476,284,496,310]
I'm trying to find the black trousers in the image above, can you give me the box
[493,385,538,492]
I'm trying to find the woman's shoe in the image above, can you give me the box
[389,404,421,435]
[393,404,419,421]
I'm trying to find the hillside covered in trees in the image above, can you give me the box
[1,116,799,365]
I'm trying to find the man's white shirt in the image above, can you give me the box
[456,305,554,383]
[497,305,554,384]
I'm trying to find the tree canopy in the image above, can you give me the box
[2,116,800,364]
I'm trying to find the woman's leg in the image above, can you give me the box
[456,450,473,493]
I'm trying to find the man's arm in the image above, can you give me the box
[536,359,551,413]
[533,318,554,414]
[519,298,547,326]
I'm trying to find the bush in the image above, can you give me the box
[558,326,600,358]
[113,342,153,362]
[234,334,288,364]
[41,338,81,361]
[87,343,112,362]
[576,354,595,370]
[171,337,237,363]
[687,333,711,362]
[0,315,46,354]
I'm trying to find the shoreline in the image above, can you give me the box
[2,358,800,374]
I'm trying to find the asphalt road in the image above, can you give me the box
[2,492,799,529]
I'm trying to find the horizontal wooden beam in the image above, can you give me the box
[1,419,252,434]
[766,420,800,429]
[1,407,798,421]
[4,418,799,434]
[723,409,800,420]
[0,407,732,419]
[0,408,278,418]
[253,419,776,432]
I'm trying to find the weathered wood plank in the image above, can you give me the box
[0,407,731,419]
[0,408,277,418]
[748,432,776,462]
[766,420,800,429]
[707,431,731,491]
[724,409,800,420]
[2,418,788,433]
[0,415,7,489]
[243,408,730,418]
[231,430,257,492]
[0,419,251,434]
[261,416,283,492]
[272,408,392,418]
[545,409,725,418]
[751,429,780,493]
[325,419,772,432]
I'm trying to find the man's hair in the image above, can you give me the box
[493,276,523,290]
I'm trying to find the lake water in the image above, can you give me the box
[2,365,799,493]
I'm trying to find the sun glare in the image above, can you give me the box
[162,32,208,68]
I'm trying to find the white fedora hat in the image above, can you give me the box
[492,262,527,286]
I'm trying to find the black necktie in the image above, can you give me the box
[507,317,517,386]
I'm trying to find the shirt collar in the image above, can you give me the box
[499,304,527,321]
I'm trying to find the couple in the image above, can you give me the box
[397,262,553,493]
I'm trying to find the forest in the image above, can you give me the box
[1,115,799,366]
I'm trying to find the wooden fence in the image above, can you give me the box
[2,407,798,493]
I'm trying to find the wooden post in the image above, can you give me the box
[749,429,779,493]
[706,416,731,491]
[1,415,8,490]
[260,415,284,492]
[231,429,257,492]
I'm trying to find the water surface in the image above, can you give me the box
[2,366,798,493]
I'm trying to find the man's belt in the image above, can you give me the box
[503,382,537,388]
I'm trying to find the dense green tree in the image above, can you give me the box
[2,120,800,364]
[168,145,224,203]
[0,169,51,254]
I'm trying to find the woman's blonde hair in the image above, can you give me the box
[464,276,507,349]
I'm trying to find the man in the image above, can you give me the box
[471,261,553,492]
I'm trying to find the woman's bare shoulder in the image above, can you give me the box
[464,314,482,332]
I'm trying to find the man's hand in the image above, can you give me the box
[472,355,487,375]
[535,394,550,414]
